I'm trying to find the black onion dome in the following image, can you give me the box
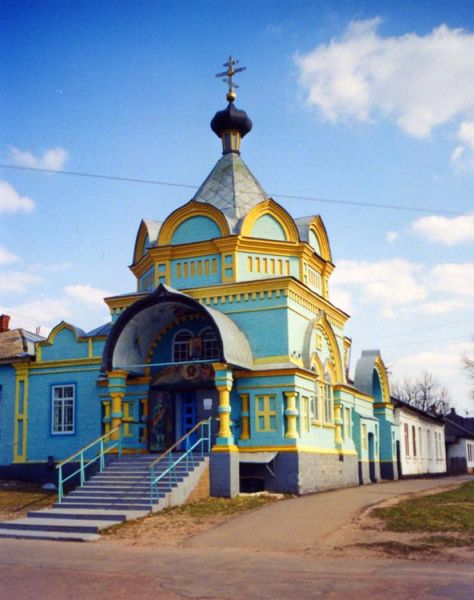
[210,102,253,138]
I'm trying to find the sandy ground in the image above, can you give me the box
[318,482,474,562]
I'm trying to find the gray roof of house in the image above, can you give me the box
[444,417,474,442]
[0,328,44,361]
[193,153,269,226]
[87,323,113,337]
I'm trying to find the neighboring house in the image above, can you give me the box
[444,408,474,474]
[393,399,446,477]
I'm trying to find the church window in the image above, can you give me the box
[323,372,333,423]
[361,424,367,450]
[344,407,351,439]
[201,328,220,360]
[311,393,320,422]
[173,330,192,362]
[52,384,75,434]
[255,395,277,432]
[301,396,310,432]
[412,425,417,457]
[404,423,410,456]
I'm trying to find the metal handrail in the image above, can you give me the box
[56,426,122,469]
[147,418,210,470]
[149,417,212,505]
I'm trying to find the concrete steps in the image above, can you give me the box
[0,453,208,541]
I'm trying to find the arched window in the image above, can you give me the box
[324,371,333,423]
[173,330,192,362]
[201,328,220,360]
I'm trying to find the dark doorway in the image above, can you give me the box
[148,389,175,452]
[368,432,376,482]
[396,440,402,479]
[180,391,197,449]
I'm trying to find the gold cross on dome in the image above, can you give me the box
[215,56,246,102]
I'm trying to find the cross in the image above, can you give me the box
[215,56,246,101]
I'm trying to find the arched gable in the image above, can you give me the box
[354,350,391,404]
[240,199,299,243]
[315,315,344,383]
[310,353,324,378]
[158,201,230,246]
[309,216,332,262]
[133,220,161,265]
[37,321,89,362]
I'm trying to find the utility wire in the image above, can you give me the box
[0,163,464,216]
[382,334,471,349]
[355,317,474,343]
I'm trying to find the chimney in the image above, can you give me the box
[0,314,10,333]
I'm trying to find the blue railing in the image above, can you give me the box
[55,422,144,502]
[149,418,212,505]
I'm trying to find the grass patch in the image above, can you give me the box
[160,494,279,519]
[356,541,437,557]
[0,480,56,518]
[422,534,474,548]
[373,481,474,535]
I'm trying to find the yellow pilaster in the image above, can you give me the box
[217,385,232,439]
[13,364,29,462]
[110,392,123,440]
[239,393,250,440]
[284,391,299,439]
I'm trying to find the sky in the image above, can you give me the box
[1,1,473,413]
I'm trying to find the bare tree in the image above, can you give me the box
[463,347,474,400]
[392,371,452,416]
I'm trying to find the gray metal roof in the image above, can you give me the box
[87,323,112,337]
[294,215,318,243]
[354,350,382,397]
[193,153,269,224]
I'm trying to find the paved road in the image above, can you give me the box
[187,475,474,553]
[1,476,473,599]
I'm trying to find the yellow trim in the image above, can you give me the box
[374,355,391,404]
[30,357,102,369]
[308,216,332,262]
[334,383,374,403]
[238,445,357,456]
[212,445,239,453]
[315,315,344,382]
[158,200,230,246]
[240,199,300,243]
[13,364,29,462]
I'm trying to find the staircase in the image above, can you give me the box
[0,418,212,542]
[0,453,208,542]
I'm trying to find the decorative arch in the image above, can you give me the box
[133,220,161,265]
[315,315,344,383]
[158,200,230,246]
[44,321,86,345]
[308,216,332,262]
[240,199,299,243]
[310,352,324,378]
[374,355,391,403]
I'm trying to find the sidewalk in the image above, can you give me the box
[186,475,473,553]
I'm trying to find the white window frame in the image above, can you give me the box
[172,329,193,362]
[51,384,75,435]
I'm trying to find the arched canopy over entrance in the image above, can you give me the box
[102,284,253,374]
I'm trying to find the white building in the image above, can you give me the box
[444,410,474,474]
[394,400,446,477]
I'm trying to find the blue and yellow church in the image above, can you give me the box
[0,63,399,498]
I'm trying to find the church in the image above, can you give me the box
[0,60,399,499]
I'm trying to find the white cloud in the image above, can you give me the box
[406,298,474,316]
[296,20,474,140]
[386,231,399,243]
[64,284,109,307]
[0,246,19,265]
[430,263,474,297]
[0,299,73,332]
[390,341,473,413]
[412,213,474,245]
[332,258,427,315]
[0,180,35,214]
[0,271,42,294]
[330,286,354,315]
[7,146,68,171]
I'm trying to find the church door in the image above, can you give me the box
[148,389,175,452]
[181,391,197,449]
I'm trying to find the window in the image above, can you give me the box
[362,424,367,450]
[412,425,417,457]
[52,385,75,434]
[300,396,310,433]
[323,372,333,423]
[173,330,192,362]
[255,395,277,432]
[404,423,410,456]
[418,427,422,458]
[311,394,319,422]
[344,407,351,439]
[201,328,220,360]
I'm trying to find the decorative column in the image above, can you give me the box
[210,363,238,498]
[107,370,128,441]
[239,393,250,441]
[284,391,299,439]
